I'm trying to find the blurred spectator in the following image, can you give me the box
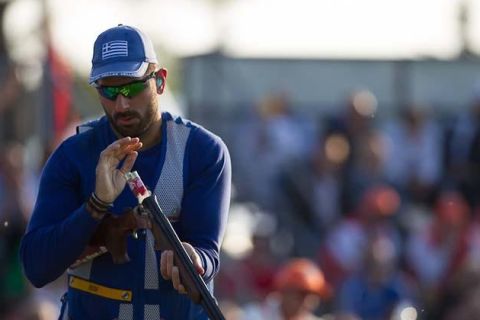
[241,258,332,320]
[465,114,480,208]
[219,300,245,320]
[232,91,314,210]
[323,314,360,320]
[237,232,281,301]
[326,89,378,146]
[216,209,282,304]
[405,190,472,317]
[444,82,480,206]
[440,266,480,320]
[0,62,24,145]
[341,130,389,214]
[382,104,443,204]
[324,89,379,213]
[319,184,402,288]
[0,142,32,313]
[2,293,59,320]
[280,134,344,239]
[216,232,281,305]
[337,237,415,320]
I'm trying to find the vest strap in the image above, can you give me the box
[69,275,132,302]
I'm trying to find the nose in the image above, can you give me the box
[114,94,130,111]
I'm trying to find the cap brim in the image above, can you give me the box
[89,61,149,84]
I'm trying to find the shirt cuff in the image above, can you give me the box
[195,248,214,282]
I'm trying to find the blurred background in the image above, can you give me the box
[2,0,480,319]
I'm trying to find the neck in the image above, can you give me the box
[109,115,162,151]
[138,118,162,150]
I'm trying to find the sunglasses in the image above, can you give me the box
[95,72,158,101]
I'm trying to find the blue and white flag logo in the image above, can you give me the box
[102,41,128,60]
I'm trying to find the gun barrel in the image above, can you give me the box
[143,195,226,320]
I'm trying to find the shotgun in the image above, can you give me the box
[125,171,226,320]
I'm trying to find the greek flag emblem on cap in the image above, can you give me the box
[102,40,128,60]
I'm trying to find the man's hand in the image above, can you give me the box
[95,137,142,203]
[160,242,205,294]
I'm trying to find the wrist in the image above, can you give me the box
[86,192,113,221]
[92,191,113,206]
[86,200,107,221]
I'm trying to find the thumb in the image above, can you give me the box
[193,256,205,276]
[182,242,205,276]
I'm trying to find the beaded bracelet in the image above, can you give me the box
[86,193,113,221]
[90,192,113,211]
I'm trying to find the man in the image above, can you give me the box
[241,258,332,320]
[20,24,231,320]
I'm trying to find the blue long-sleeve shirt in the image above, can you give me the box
[20,112,231,320]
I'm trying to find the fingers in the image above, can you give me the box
[98,137,141,174]
[160,250,173,280]
[160,250,188,294]
[166,250,174,279]
[95,137,143,203]
[116,138,142,157]
[122,138,142,154]
[119,151,138,174]
[101,137,142,161]
[172,267,187,294]
[116,136,141,147]
[160,244,206,294]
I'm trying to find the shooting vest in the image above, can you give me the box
[65,115,192,320]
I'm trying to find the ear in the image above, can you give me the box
[155,68,168,95]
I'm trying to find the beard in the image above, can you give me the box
[106,101,159,139]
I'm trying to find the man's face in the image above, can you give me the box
[96,73,160,139]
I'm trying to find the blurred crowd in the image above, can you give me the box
[219,88,480,320]
[2,41,480,320]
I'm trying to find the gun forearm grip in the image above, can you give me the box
[149,218,202,302]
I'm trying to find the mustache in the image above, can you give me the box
[113,111,140,121]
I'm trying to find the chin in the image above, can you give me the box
[116,126,142,138]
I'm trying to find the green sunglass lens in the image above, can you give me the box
[100,82,147,100]
[98,74,153,101]
[121,83,146,97]
[102,87,120,100]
